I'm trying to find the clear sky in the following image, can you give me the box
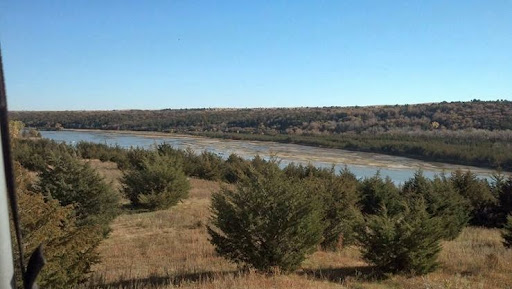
[1,1,511,110]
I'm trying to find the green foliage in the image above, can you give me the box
[12,138,75,171]
[359,173,403,216]
[503,215,512,248]
[305,168,362,250]
[223,153,250,183]
[450,170,497,226]
[13,163,102,288]
[357,199,444,275]
[76,141,129,167]
[156,145,223,181]
[122,153,190,210]
[195,151,224,180]
[34,154,120,233]
[496,177,512,226]
[180,147,201,176]
[249,155,281,173]
[157,144,227,181]
[123,147,154,170]
[156,143,185,161]
[402,171,469,240]
[208,164,325,273]
[283,163,337,180]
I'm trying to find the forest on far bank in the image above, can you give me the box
[10,100,512,171]
[10,100,512,133]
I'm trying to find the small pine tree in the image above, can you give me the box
[12,138,75,171]
[503,215,512,248]
[403,172,469,240]
[13,163,102,288]
[122,153,189,210]
[306,168,362,250]
[450,170,497,226]
[208,164,325,273]
[124,147,154,170]
[250,154,279,173]
[35,154,120,233]
[359,173,403,216]
[357,199,444,275]
[497,178,512,226]
[223,153,250,183]
[195,151,224,180]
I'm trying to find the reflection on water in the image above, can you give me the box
[40,130,504,184]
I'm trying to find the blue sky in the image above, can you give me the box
[1,1,511,110]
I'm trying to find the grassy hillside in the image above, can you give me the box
[81,161,512,289]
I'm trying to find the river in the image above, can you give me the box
[40,130,504,184]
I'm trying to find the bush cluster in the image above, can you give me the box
[208,162,324,272]
[209,166,512,275]
[12,138,75,171]
[122,152,189,210]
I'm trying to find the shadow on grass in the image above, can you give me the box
[120,203,156,214]
[300,265,385,284]
[92,270,240,288]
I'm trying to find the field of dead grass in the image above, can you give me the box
[83,161,512,289]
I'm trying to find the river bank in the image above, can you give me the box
[43,129,507,182]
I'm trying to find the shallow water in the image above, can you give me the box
[41,130,504,184]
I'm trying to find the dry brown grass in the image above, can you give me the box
[82,161,512,289]
[84,159,123,191]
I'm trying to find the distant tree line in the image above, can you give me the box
[10,100,512,133]
[10,100,512,171]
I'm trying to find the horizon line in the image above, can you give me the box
[10,99,510,112]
